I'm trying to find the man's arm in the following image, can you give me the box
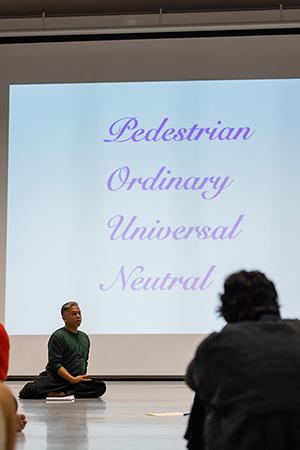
[47,333,65,373]
[185,332,218,392]
[57,367,91,384]
[85,335,90,373]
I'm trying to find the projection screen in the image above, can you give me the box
[1,29,300,375]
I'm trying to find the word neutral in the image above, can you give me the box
[99,265,216,292]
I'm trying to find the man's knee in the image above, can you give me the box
[97,381,106,397]
[19,382,35,399]
[73,380,106,398]
[19,382,45,399]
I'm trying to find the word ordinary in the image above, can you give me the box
[103,117,255,143]
[107,166,233,200]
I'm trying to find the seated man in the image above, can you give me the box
[19,301,106,399]
[0,323,27,431]
[185,270,300,450]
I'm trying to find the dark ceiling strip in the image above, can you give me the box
[0,27,300,44]
[1,2,300,17]
[0,6,298,18]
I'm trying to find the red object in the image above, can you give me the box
[0,323,10,380]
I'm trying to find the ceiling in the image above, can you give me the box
[1,0,300,19]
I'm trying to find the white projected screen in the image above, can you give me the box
[5,79,300,335]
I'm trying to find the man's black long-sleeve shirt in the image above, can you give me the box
[46,327,90,376]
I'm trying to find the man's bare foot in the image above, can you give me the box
[16,413,27,432]
[47,391,66,397]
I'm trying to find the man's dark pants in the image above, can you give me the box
[19,371,106,399]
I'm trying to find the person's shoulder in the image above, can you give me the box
[218,317,300,340]
[217,319,269,338]
[279,318,300,331]
[78,330,90,340]
[193,331,220,356]
[49,327,66,339]
[196,323,250,352]
[282,318,300,325]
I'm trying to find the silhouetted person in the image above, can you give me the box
[185,270,300,450]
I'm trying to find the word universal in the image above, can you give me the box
[103,117,255,143]
[107,214,244,241]
[107,166,233,200]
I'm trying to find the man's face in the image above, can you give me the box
[63,305,82,329]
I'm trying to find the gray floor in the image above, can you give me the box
[8,381,193,450]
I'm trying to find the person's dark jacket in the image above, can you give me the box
[185,315,300,450]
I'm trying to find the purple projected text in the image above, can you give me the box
[107,166,233,200]
[103,117,255,143]
[99,110,256,292]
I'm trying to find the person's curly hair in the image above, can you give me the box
[218,270,280,323]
